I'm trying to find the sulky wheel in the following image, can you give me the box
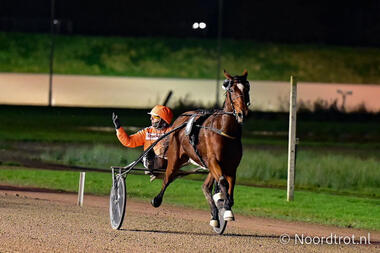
[213,198,228,235]
[109,175,127,230]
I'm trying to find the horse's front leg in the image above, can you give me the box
[202,173,219,227]
[225,175,236,208]
[217,175,235,221]
[208,157,235,221]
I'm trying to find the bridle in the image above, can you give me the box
[222,78,250,121]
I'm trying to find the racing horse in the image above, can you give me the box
[151,70,250,227]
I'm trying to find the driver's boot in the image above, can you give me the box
[143,150,157,182]
[149,174,157,182]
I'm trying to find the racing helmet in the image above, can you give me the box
[148,105,173,125]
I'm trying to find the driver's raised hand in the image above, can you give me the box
[112,112,121,129]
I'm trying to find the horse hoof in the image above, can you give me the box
[151,197,162,208]
[223,210,235,221]
[209,219,219,227]
[212,192,224,205]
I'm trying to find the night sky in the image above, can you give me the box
[1,0,380,46]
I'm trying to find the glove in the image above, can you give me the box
[112,112,121,129]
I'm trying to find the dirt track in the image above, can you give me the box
[0,190,379,252]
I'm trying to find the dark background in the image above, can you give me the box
[1,0,380,46]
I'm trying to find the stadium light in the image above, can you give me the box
[199,22,207,29]
[192,22,207,30]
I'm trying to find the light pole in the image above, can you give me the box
[337,89,353,112]
[215,0,223,108]
[48,0,56,107]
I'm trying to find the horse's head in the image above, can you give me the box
[222,70,251,124]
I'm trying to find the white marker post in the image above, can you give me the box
[77,172,85,206]
[287,76,297,202]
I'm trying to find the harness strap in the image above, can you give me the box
[186,113,211,169]
[181,111,237,169]
[196,125,236,139]
[193,144,208,169]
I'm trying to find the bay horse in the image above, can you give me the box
[151,70,250,227]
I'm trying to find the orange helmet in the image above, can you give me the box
[148,105,173,124]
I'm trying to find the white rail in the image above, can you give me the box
[77,172,86,206]
[287,76,297,201]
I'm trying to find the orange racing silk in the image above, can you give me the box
[116,126,173,157]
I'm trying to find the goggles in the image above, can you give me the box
[150,115,161,120]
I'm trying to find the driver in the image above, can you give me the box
[112,105,173,182]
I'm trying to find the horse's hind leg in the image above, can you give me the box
[202,173,219,227]
[151,144,187,208]
[151,159,179,208]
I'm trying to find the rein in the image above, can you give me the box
[180,111,234,117]
[119,75,248,173]
[120,121,188,174]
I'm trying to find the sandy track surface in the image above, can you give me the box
[0,190,379,252]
